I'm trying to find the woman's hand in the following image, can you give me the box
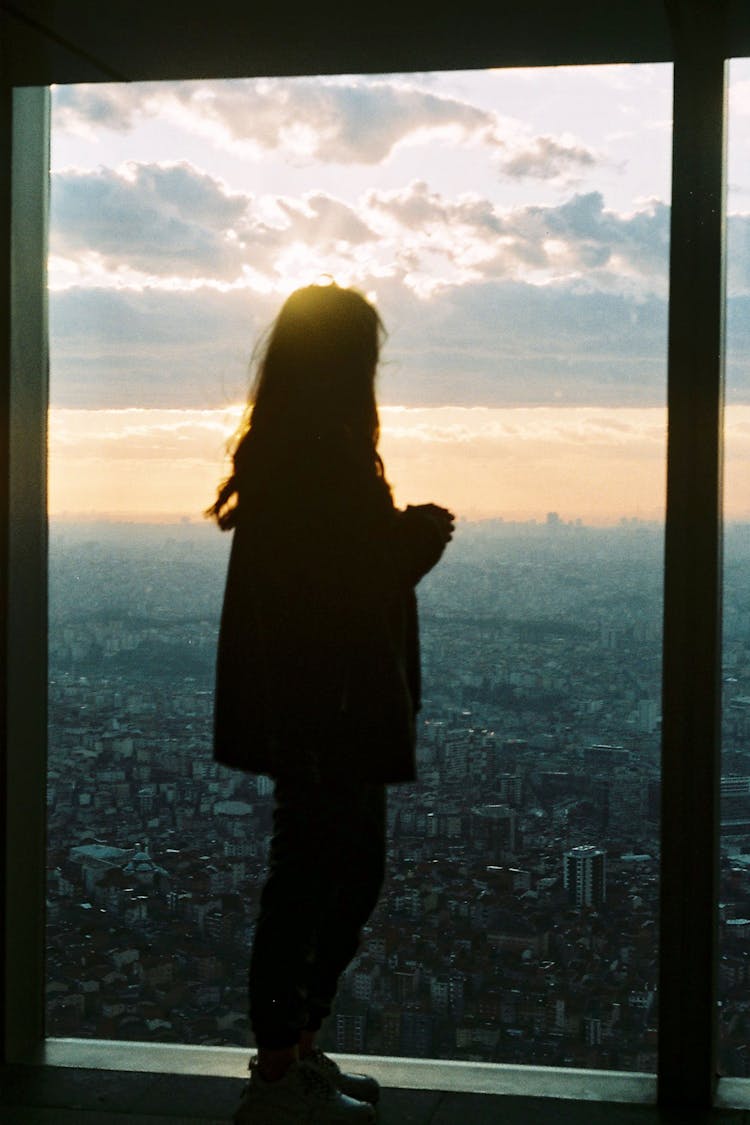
[408,503,456,545]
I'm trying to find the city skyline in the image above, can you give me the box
[45,518,666,1068]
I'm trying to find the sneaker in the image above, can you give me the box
[233,1058,376,1123]
[303,1048,380,1105]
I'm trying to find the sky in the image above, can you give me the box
[48,62,750,522]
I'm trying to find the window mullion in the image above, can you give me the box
[3,84,49,1063]
[659,2,728,1109]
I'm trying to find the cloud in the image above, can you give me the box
[52,170,672,296]
[727,295,750,403]
[269,192,375,250]
[365,185,670,295]
[49,286,272,409]
[48,161,750,413]
[499,135,597,180]
[374,275,672,407]
[52,79,611,196]
[50,163,380,286]
[49,273,750,416]
[48,405,241,520]
[48,276,668,411]
[52,78,498,165]
[48,403,671,522]
[490,191,670,287]
[51,162,251,280]
[52,77,601,177]
[190,79,497,164]
[381,405,666,448]
[48,401,750,523]
[365,181,502,235]
[728,214,750,297]
[52,84,147,136]
[50,406,241,461]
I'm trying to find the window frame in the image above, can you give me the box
[2,0,749,1112]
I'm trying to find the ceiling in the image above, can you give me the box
[0,1,691,86]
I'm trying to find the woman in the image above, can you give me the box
[209,283,454,1123]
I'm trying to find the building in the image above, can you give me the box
[470,803,516,857]
[563,845,606,908]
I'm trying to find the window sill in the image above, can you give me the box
[37,1039,656,1103]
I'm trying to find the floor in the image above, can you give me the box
[1,1066,749,1124]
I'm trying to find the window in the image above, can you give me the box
[3,2,747,1113]
[719,55,750,1079]
[46,64,670,1068]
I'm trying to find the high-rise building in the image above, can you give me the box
[335,1009,367,1052]
[563,845,606,908]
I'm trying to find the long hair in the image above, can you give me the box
[208,283,386,529]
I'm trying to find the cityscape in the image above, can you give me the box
[45,517,750,1075]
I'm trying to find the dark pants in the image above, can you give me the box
[249,770,387,1049]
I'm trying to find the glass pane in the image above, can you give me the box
[47,64,670,1069]
[719,56,750,1078]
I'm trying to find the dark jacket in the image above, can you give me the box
[213,436,446,783]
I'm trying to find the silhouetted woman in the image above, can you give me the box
[209,283,454,1124]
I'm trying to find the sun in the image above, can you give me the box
[269,244,370,297]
